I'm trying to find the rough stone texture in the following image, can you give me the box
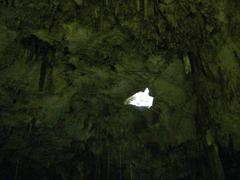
[0,0,240,179]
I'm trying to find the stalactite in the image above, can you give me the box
[136,0,140,12]
[3,0,15,7]
[190,55,226,180]
[183,55,192,75]
[130,164,133,180]
[119,149,122,180]
[105,0,109,6]
[99,9,103,31]
[14,159,19,180]
[94,5,103,31]
[39,56,48,91]
[144,0,148,19]
[206,130,225,180]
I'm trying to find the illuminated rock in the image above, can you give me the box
[125,88,154,108]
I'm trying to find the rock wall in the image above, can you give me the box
[0,0,240,179]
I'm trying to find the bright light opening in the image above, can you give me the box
[125,88,154,108]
